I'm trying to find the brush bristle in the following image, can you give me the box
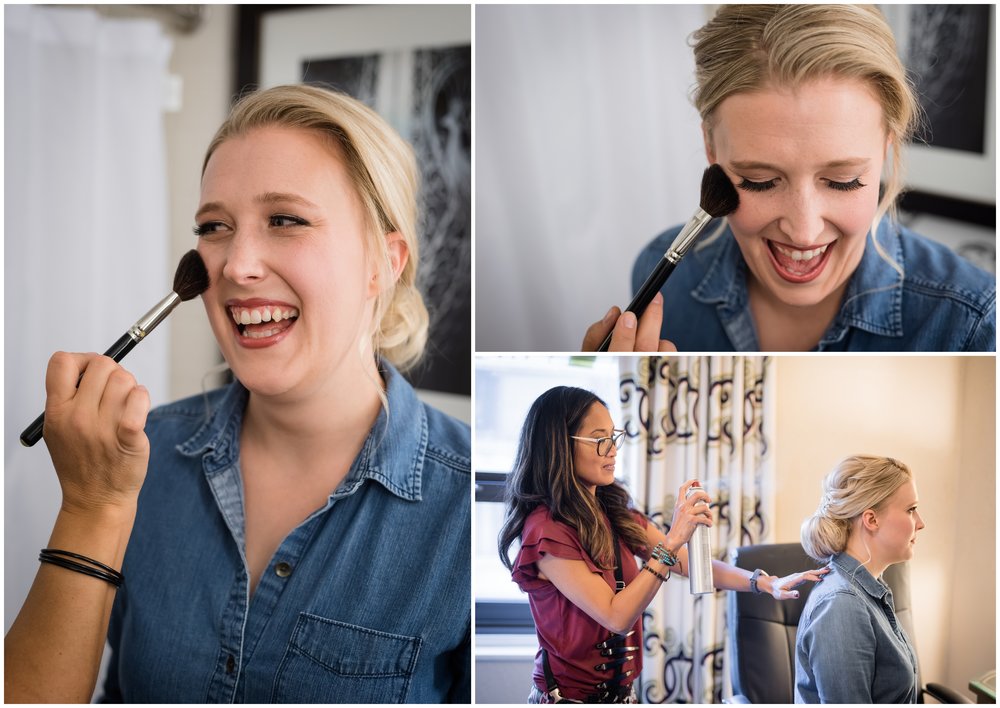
[173,249,210,301]
[700,164,740,218]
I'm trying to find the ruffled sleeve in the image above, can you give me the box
[511,507,601,593]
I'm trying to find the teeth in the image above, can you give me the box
[245,326,283,339]
[774,243,829,261]
[229,305,299,326]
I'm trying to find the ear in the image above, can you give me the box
[367,231,409,297]
[702,122,717,164]
[860,509,879,532]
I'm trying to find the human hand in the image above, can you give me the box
[42,352,151,516]
[758,567,831,600]
[581,292,678,352]
[664,479,712,549]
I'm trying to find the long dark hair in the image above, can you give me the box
[498,386,648,571]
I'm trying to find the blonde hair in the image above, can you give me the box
[202,84,428,371]
[800,455,912,563]
[692,4,920,227]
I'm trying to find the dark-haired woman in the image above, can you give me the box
[499,386,827,703]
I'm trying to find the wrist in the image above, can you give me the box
[749,568,770,595]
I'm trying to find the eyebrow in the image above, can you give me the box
[194,192,319,220]
[729,158,871,171]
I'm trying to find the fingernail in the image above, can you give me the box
[794,591,800,598]
[622,312,637,329]
[653,292,663,305]
[604,307,617,323]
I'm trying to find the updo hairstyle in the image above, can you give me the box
[800,455,911,563]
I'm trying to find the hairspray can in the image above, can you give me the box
[687,484,714,595]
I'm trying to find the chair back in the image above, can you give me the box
[727,543,916,703]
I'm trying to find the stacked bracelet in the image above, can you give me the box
[650,542,678,567]
[38,548,123,588]
[642,562,670,583]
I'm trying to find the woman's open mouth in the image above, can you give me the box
[228,303,299,347]
[766,239,834,283]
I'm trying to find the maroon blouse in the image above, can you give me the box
[512,505,648,700]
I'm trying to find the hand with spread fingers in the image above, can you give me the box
[581,292,678,352]
[755,567,832,600]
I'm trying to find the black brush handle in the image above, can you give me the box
[597,256,676,352]
[20,332,139,447]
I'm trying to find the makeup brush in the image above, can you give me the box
[598,164,740,352]
[20,249,210,448]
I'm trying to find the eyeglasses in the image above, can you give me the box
[570,429,626,457]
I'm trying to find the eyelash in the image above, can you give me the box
[736,178,866,193]
[192,214,310,237]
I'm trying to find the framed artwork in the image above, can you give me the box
[237,5,471,397]
[883,5,995,222]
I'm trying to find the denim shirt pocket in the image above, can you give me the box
[271,613,422,703]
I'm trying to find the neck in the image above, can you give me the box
[844,534,888,579]
[748,277,848,351]
[241,354,384,467]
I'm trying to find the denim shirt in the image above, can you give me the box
[100,363,471,703]
[794,553,917,704]
[632,218,996,351]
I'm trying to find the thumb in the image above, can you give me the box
[117,385,151,453]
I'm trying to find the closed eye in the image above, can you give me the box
[737,177,777,193]
[826,178,866,192]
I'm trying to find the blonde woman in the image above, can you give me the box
[6,85,470,703]
[586,5,994,352]
[796,455,923,703]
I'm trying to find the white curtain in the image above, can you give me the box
[618,356,775,703]
[4,5,172,637]
[475,5,709,351]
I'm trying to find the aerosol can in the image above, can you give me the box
[687,483,714,595]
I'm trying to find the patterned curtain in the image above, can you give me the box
[618,356,775,703]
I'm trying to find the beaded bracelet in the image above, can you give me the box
[39,548,123,588]
[642,562,670,583]
[650,542,678,567]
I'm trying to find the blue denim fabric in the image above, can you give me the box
[99,363,471,703]
[632,218,996,351]
[794,553,918,704]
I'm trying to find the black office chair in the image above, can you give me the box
[727,543,970,704]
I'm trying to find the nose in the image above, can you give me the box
[221,229,268,285]
[777,185,826,247]
[915,511,925,531]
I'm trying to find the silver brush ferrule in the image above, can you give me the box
[665,208,712,264]
[127,292,181,341]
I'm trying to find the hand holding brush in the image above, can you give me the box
[20,249,210,448]
[594,165,739,352]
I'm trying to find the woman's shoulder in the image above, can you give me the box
[897,224,995,303]
[144,384,238,442]
[421,401,471,473]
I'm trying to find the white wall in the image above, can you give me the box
[163,5,234,401]
[774,356,995,700]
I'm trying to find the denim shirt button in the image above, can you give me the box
[225,654,235,674]
[275,561,293,578]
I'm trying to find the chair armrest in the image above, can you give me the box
[923,682,973,704]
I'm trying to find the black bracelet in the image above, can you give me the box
[642,562,670,583]
[38,549,123,588]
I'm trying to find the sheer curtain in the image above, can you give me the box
[476,5,708,351]
[618,356,775,703]
[4,5,172,638]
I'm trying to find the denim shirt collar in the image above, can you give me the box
[831,551,892,605]
[174,362,426,502]
[690,218,905,350]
